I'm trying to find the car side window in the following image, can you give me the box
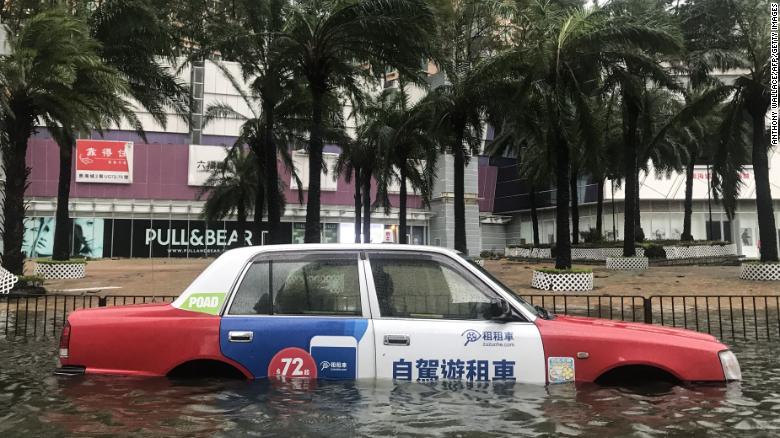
[229,253,362,316]
[369,253,496,320]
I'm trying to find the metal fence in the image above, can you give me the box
[520,294,780,344]
[0,294,175,339]
[1,293,779,343]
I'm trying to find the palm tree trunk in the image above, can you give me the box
[264,104,282,245]
[622,105,638,257]
[529,184,540,246]
[52,132,75,260]
[570,167,579,244]
[2,115,34,274]
[634,171,643,242]
[596,179,604,239]
[354,167,362,243]
[554,134,572,269]
[236,194,247,247]
[749,106,778,261]
[304,89,325,243]
[681,158,695,241]
[362,170,371,243]
[453,141,467,254]
[399,165,408,244]
[254,180,265,245]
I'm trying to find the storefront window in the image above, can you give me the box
[292,222,339,244]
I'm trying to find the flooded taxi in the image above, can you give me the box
[56,244,740,384]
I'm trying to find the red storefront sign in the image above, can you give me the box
[75,139,133,184]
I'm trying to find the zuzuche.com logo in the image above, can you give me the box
[320,361,348,372]
[461,329,515,347]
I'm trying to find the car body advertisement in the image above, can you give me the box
[75,139,133,184]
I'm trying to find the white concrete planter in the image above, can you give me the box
[34,262,86,280]
[506,247,552,259]
[510,243,737,261]
[531,270,551,290]
[531,270,593,292]
[0,266,17,294]
[664,244,737,259]
[605,256,649,271]
[740,263,780,281]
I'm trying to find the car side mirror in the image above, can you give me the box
[485,298,512,321]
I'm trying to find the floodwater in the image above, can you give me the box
[0,341,779,437]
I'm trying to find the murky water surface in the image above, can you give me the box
[0,341,779,437]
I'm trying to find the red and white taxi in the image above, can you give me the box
[57,244,741,384]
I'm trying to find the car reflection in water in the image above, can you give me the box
[48,373,744,437]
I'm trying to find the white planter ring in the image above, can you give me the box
[505,247,552,259]
[530,270,593,292]
[606,256,649,271]
[663,244,737,260]
[509,244,741,261]
[0,266,18,294]
[507,246,647,261]
[34,262,86,280]
[531,270,551,290]
[740,263,780,281]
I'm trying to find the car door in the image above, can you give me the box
[219,251,375,380]
[365,250,546,384]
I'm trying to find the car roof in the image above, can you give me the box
[223,243,463,258]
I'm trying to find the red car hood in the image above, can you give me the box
[546,314,719,343]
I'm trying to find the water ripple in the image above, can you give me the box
[0,341,778,437]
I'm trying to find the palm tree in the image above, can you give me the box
[202,69,309,244]
[581,93,622,241]
[484,0,681,269]
[0,11,135,274]
[423,0,510,254]
[187,0,295,244]
[487,89,553,247]
[49,74,139,261]
[198,147,258,247]
[597,0,682,256]
[276,0,436,243]
[714,0,777,261]
[365,88,438,244]
[335,137,382,243]
[50,0,189,261]
[643,85,735,241]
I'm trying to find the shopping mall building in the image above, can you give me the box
[19,61,780,259]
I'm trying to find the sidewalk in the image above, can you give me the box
[32,258,210,296]
[487,259,780,296]
[29,257,780,297]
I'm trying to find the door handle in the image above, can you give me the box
[383,334,410,346]
[228,331,253,343]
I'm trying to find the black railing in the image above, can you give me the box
[650,295,780,343]
[522,295,647,322]
[2,293,779,343]
[0,294,175,339]
[520,294,780,343]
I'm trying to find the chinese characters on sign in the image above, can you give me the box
[392,358,516,382]
[693,171,751,180]
[75,140,133,184]
[188,144,228,186]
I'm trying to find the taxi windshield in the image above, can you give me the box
[464,258,540,318]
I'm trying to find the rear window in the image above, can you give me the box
[228,253,362,316]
